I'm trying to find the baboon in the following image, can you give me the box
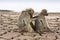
[35,9,52,35]
[18,8,35,32]
[26,8,36,31]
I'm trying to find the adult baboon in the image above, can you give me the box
[35,9,52,34]
[18,8,35,32]
[26,8,36,31]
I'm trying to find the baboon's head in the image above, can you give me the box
[40,9,48,16]
[26,8,34,18]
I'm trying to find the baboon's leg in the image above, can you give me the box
[30,22,36,31]
[25,24,34,32]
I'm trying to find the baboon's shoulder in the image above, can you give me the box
[19,11,30,18]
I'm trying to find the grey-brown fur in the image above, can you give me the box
[18,8,35,32]
[35,9,52,34]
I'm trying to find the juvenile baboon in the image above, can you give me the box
[18,8,35,32]
[35,9,52,34]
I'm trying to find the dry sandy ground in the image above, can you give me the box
[0,25,60,40]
